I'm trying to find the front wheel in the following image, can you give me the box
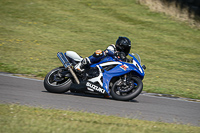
[110,77,143,101]
[44,67,72,93]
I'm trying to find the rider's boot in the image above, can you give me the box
[74,57,90,72]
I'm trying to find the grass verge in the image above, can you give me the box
[0,0,200,99]
[0,104,199,133]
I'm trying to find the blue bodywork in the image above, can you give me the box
[89,54,145,95]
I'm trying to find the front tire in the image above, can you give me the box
[44,67,72,93]
[110,77,143,101]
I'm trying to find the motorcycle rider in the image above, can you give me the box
[75,36,131,72]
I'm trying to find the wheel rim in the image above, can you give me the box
[47,68,71,86]
[114,79,138,96]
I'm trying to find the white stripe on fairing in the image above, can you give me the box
[100,62,121,67]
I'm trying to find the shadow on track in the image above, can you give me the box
[42,91,139,103]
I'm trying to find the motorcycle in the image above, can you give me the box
[44,51,146,101]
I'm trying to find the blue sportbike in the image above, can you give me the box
[44,51,146,101]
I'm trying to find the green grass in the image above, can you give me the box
[0,0,200,99]
[0,104,199,133]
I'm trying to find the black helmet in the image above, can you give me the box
[116,36,131,56]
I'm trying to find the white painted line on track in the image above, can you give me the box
[0,72,199,103]
[0,72,43,82]
[141,93,200,103]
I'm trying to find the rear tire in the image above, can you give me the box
[44,67,72,93]
[110,77,143,101]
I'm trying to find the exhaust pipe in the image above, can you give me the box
[57,52,80,84]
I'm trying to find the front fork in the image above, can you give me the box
[123,74,133,86]
[123,74,127,86]
[116,74,130,87]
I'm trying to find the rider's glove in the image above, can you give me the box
[114,51,119,56]
[93,50,104,57]
[115,52,126,61]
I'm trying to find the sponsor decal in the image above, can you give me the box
[120,64,128,71]
[86,82,105,94]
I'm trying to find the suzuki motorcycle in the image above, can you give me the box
[44,51,146,101]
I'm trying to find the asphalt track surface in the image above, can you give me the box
[0,73,199,126]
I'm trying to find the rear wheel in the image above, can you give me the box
[44,67,72,93]
[110,77,143,101]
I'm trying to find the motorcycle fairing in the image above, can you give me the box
[86,81,108,95]
[101,62,140,94]
[64,51,145,96]
[88,65,103,87]
[128,53,145,75]
[89,55,145,95]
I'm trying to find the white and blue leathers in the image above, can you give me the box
[87,44,117,64]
